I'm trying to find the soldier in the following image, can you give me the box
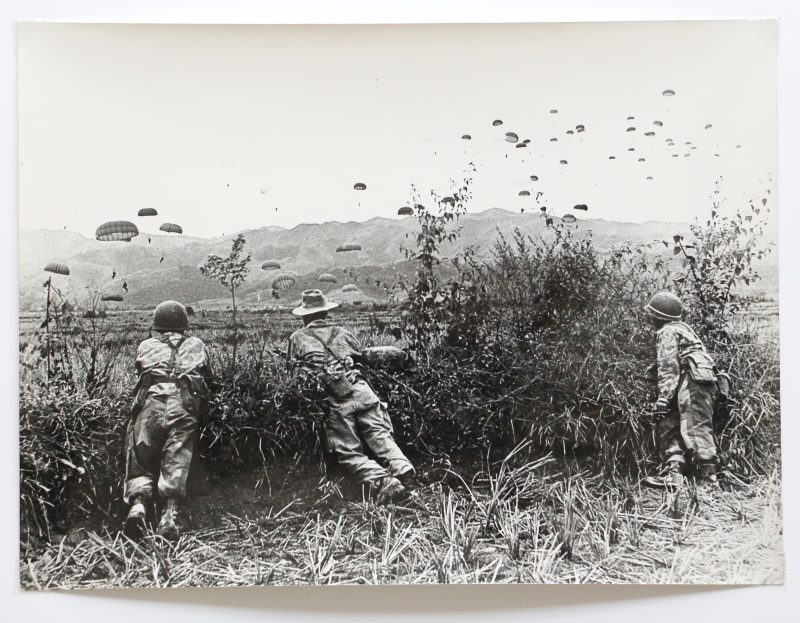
[287,289,415,504]
[123,301,213,539]
[644,291,720,489]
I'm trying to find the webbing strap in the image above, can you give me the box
[157,334,187,377]
[301,327,345,366]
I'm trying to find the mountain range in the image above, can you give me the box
[19,208,775,310]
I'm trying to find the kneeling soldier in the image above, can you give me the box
[124,300,213,539]
[288,289,415,504]
[644,291,720,489]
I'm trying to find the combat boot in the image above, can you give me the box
[157,498,182,540]
[696,461,720,487]
[376,476,409,505]
[644,459,684,490]
[123,497,147,538]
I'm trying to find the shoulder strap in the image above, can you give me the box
[301,327,345,366]
[157,333,187,376]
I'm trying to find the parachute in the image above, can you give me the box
[335,245,345,252]
[530,175,539,181]
[461,134,472,140]
[44,262,70,276]
[516,143,526,149]
[566,130,574,135]
[576,124,585,133]
[628,148,635,152]
[505,132,519,144]
[397,206,413,216]
[101,294,123,302]
[705,124,713,130]
[519,190,530,197]
[646,176,654,181]
[638,158,646,162]
[492,119,503,126]
[342,243,362,252]
[662,89,675,96]
[261,260,281,271]
[609,156,616,160]
[137,208,158,217]
[644,131,655,137]
[96,221,139,242]
[573,204,588,211]
[627,116,635,120]
[159,223,183,235]
[318,273,337,284]
[653,120,663,127]
[559,160,568,165]
[271,273,296,291]
[353,182,367,191]
[342,284,359,293]
[562,214,577,224]
[626,127,635,132]
[550,138,558,142]
[549,109,558,114]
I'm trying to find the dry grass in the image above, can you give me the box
[20,458,783,589]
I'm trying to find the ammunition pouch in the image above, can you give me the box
[683,352,718,384]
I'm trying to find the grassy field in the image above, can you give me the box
[17,299,783,589]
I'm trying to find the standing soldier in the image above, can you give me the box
[287,289,415,504]
[644,292,720,489]
[124,301,213,539]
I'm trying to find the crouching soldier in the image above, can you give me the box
[288,289,415,504]
[643,292,720,489]
[124,300,213,539]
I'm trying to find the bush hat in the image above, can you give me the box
[292,289,340,316]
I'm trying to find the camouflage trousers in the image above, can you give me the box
[124,392,198,503]
[657,374,718,464]
[323,382,414,485]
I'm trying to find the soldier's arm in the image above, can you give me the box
[655,329,681,409]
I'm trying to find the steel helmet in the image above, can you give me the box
[153,300,189,332]
[645,291,683,321]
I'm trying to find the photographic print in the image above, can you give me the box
[17,21,781,588]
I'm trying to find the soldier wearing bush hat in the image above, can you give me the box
[288,289,415,504]
[123,300,213,539]
[643,291,720,489]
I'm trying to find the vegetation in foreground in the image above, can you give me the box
[18,177,781,587]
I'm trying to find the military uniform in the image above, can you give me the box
[654,321,718,466]
[124,332,212,504]
[288,319,414,485]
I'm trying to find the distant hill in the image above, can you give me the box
[18,208,776,310]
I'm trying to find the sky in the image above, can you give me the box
[17,20,777,239]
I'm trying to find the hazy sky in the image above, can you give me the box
[18,21,777,239]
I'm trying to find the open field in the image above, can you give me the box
[18,300,782,588]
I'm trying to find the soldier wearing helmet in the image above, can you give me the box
[644,292,719,489]
[123,300,213,539]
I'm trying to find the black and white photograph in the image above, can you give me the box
[16,20,781,588]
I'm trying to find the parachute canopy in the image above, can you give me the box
[318,273,337,284]
[626,127,636,132]
[550,138,558,142]
[530,175,539,181]
[566,130,574,135]
[261,260,281,271]
[519,190,530,197]
[662,89,675,96]
[461,134,472,140]
[653,120,663,127]
[342,243,362,252]
[137,208,158,217]
[397,206,413,216]
[559,160,568,165]
[96,221,139,242]
[505,132,519,144]
[576,124,585,133]
[549,109,558,114]
[644,131,655,137]
[609,155,616,160]
[159,223,183,235]
[562,214,577,224]
[492,119,503,126]
[705,124,713,130]
[353,182,367,191]
[342,284,359,293]
[44,262,70,276]
[101,294,123,302]
[271,273,296,291]
[573,204,588,211]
